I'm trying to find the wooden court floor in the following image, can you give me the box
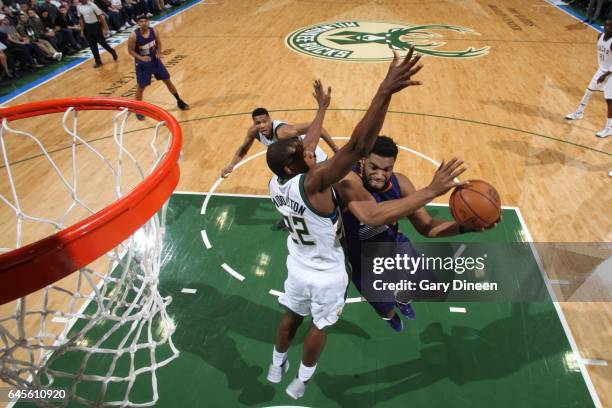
[1,0,611,406]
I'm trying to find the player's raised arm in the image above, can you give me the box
[305,47,423,194]
[221,127,257,178]
[301,79,331,153]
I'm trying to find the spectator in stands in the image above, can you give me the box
[40,0,59,22]
[0,30,44,73]
[2,6,19,25]
[16,13,62,60]
[0,43,14,78]
[26,9,62,53]
[94,0,124,32]
[110,0,135,26]
[41,9,77,53]
[55,4,86,49]
[0,18,49,66]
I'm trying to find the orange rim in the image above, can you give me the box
[0,97,182,304]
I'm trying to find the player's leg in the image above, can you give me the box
[285,273,347,399]
[596,79,612,137]
[155,60,189,109]
[161,78,189,110]
[596,98,612,137]
[134,66,152,120]
[566,70,602,120]
[268,269,309,384]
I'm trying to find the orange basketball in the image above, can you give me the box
[449,180,501,230]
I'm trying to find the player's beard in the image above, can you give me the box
[365,174,388,192]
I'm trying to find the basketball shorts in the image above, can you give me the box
[135,60,170,88]
[278,255,349,330]
[588,68,612,99]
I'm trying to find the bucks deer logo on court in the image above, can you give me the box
[286,21,490,61]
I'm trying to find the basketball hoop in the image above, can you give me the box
[0,98,182,406]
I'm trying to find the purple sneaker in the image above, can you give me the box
[384,314,403,332]
[397,302,416,320]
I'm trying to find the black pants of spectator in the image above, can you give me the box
[71,28,88,48]
[6,43,35,69]
[84,22,114,64]
[106,11,124,30]
[133,0,150,15]
[121,5,136,23]
[25,43,48,63]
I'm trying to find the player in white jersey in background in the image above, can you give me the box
[566,18,612,138]
[265,47,424,400]
[221,108,339,229]
[220,108,338,178]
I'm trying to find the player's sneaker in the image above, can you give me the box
[286,377,307,400]
[396,302,416,320]
[565,111,583,120]
[266,359,289,384]
[608,170,612,177]
[384,314,403,332]
[596,127,612,138]
[177,99,190,110]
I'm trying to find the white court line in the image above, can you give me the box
[345,297,364,304]
[200,150,267,214]
[582,359,608,367]
[515,207,602,408]
[221,263,245,281]
[449,307,467,313]
[181,288,197,294]
[549,279,571,285]
[51,316,69,323]
[269,289,283,297]
[200,230,212,249]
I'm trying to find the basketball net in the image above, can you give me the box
[0,99,180,407]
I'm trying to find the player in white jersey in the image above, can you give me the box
[220,108,338,178]
[566,19,612,138]
[265,47,424,399]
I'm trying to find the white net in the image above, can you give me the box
[0,103,180,407]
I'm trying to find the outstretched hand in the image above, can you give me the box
[312,79,331,109]
[427,158,468,196]
[380,46,424,95]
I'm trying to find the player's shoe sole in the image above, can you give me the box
[286,377,307,399]
[266,359,289,384]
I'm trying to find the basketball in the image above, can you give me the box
[449,180,501,230]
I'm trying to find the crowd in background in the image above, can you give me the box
[569,0,612,23]
[0,0,184,81]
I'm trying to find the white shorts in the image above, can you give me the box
[278,255,348,330]
[588,68,612,99]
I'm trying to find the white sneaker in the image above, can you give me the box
[53,52,62,61]
[146,12,153,17]
[164,4,171,8]
[565,111,584,120]
[266,360,289,384]
[596,127,612,138]
[608,170,612,177]
[286,377,307,400]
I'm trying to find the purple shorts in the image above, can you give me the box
[135,59,170,88]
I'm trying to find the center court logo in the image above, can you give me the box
[285,21,490,61]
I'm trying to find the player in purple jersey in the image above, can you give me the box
[336,136,497,332]
[127,15,189,120]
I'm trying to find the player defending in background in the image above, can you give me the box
[127,15,189,120]
[220,109,339,178]
[566,18,612,138]
[265,47,423,399]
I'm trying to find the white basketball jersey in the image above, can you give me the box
[258,120,328,162]
[597,34,612,70]
[269,173,346,272]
